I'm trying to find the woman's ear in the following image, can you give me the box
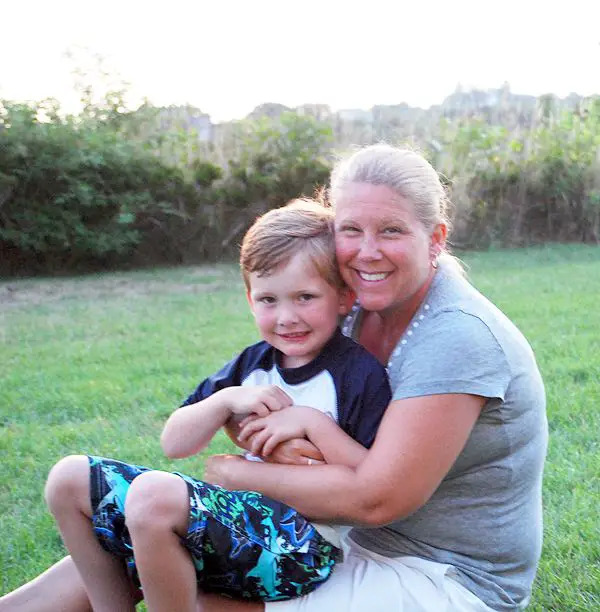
[430,223,447,257]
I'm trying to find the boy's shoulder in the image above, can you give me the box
[230,338,275,371]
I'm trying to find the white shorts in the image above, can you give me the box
[265,535,495,612]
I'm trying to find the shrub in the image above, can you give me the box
[0,101,203,274]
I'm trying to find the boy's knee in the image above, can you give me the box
[125,471,189,535]
[45,454,90,514]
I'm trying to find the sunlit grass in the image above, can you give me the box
[1,245,599,609]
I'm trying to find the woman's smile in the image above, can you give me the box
[355,270,392,282]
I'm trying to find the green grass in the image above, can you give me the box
[1,246,599,610]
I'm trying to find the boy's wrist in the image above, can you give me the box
[212,387,238,416]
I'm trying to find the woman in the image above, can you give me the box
[0,144,547,612]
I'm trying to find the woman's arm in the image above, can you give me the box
[204,393,484,526]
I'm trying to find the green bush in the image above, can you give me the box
[434,97,600,247]
[0,102,335,274]
[215,112,333,254]
[0,101,202,274]
[2,89,599,276]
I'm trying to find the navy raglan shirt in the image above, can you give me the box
[181,328,391,449]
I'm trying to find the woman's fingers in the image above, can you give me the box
[303,455,325,465]
[266,439,325,465]
[261,433,285,457]
[285,439,325,461]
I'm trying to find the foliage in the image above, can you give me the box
[214,112,333,253]
[0,100,201,274]
[2,83,600,275]
[0,99,334,274]
[432,97,600,247]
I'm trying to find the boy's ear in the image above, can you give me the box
[245,289,255,313]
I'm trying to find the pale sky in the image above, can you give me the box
[2,0,599,122]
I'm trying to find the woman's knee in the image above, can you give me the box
[124,471,189,535]
[45,455,90,515]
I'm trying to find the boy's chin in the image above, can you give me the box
[279,348,320,369]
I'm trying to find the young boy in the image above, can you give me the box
[45,199,391,611]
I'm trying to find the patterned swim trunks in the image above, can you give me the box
[88,456,341,601]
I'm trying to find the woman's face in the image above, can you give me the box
[334,182,444,314]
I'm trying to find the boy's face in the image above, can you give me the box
[247,251,347,369]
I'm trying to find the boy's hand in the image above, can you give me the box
[238,406,321,457]
[223,385,292,417]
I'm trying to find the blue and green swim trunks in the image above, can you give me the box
[88,456,342,601]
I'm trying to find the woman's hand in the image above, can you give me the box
[203,454,246,488]
[265,439,325,465]
[238,406,322,457]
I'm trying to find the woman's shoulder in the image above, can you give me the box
[386,267,543,403]
[427,265,535,363]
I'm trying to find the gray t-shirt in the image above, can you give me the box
[342,263,548,611]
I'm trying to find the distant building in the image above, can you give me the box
[295,104,332,121]
[441,85,537,114]
[336,108,374,123]
[247,103,291,120]
[158,105,213,141]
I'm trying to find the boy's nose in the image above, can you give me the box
[277,305,300,326]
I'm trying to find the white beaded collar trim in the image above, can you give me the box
[341,302,432,372]
[387,303,431,370]
[341,301,361,338]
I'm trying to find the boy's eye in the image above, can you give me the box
[258,296,276,304]
[298,293,315,302]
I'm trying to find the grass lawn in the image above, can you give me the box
[1,245,599,610]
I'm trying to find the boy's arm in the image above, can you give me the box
[303,410,368,468]
[237,360,392,469]
[161,385,292,458]
[238,407,368,469]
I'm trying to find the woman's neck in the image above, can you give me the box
[358,268,436,364]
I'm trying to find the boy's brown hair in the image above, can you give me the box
[240,198,344,290]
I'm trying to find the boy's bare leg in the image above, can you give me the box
[125,470,197,612]
[45,455,136,612]
[0,556,91,612]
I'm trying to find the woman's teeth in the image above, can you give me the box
[358,271,388,281]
